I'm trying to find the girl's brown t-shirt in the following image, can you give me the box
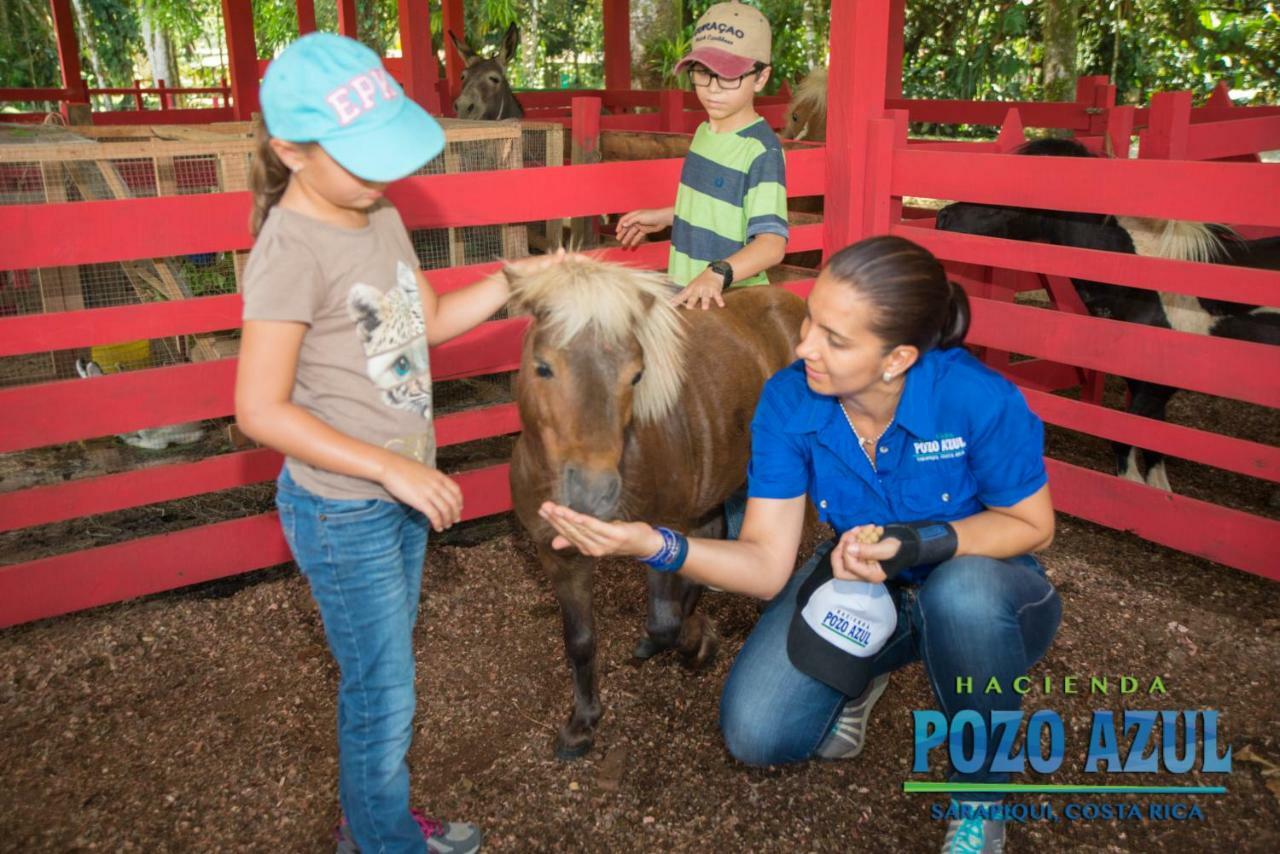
[241,203,435,501]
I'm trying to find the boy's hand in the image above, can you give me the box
[671,268,726,310]
[616,208,672,249]
[379,455,463,532]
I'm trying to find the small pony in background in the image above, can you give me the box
[448,23,524,121]
[75,359,206,450]
[935,137,1280,491]
[781,66,827,142]
[506,255,805,759]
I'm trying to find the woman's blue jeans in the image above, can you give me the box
[276,467,429,853]
[719,538,1062,798]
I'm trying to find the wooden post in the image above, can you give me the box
[397,0,442,112]
[886,0,905,99]
[158,79,171,111]
[132,78,144,110]
[296,0,317,34]
[1206,80,1233,109]
[570,97,603,248]
[1140,90,1192,160]
[338,0,358,39]
[1106,104,1135,159]
[603,0,631,91]
[49,0,88,107]
[221,0,261,120]
[823,0,892,256]
[442,0,465,106]
[995,108,1025,153]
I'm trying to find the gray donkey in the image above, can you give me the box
[448,23,524,121]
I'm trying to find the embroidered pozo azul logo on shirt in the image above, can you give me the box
[913,434,967,462]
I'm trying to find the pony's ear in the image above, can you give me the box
[448,30,477,65]
[498,23,519,68]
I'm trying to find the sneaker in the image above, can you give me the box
[334,810,482,854]
[941,800,1006,854]
[815,673,889,760]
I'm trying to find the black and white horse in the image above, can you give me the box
[934,138,1280,491]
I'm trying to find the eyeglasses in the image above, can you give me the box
[688,64,763,90]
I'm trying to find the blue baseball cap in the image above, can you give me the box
[260,33,445,182]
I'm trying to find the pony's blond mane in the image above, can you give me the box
[1114,216,1230,264]
[788,66,828,119]
[508,256,687,424]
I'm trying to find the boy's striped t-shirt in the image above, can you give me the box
[668,117,789,287]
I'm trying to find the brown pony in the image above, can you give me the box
[506,256,805,759]
[448,23,524,121]
[781,66,828,142]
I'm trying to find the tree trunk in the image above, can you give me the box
[520,2,540,88]
[139,7,179,90]
[1042,0,1079,102]
[70,0,107,87]
[631,0,680,89]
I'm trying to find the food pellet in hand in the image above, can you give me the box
[854,526,883,544]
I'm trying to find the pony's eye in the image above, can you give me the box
[535,361,553,379]
[631,370,643,386]
[489,75,501,85]
[792,112,799,122]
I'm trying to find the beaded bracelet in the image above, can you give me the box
[639,526,689,574]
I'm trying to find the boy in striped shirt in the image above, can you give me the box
[617,2,788,310]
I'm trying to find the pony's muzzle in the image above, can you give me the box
[561,464,622,519]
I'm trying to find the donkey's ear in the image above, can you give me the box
[447,30,477,65]
[498,23,519,68]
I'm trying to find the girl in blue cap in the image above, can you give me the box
[235,33,557,854]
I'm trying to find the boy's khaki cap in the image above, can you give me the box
[674,2,771,79]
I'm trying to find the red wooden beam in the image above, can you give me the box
[896,226,1280,307]
[441,0,464,106]
[0,151,827,271]
[886,0,905,99]
[0,403,523,533]
[1183,115,1280,162]
[1045,459,1279,580]
[296,0,317,34]
[337,0,358,39]
[602,0,631,91]
[965,296,1280,408]
[886,98,1092,130]
[890,149,1280,227]
[221,0,261,120]
[48,0,87,102]
[397,0,442,112]
[1022,388,1279,483]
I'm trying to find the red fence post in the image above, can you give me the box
[49,0,88,108]
[158,79,171,110]
[823,0,892,255]
[221,0,261,120]
[658,89,683,132]
[133,78,144,110]
[603,0,631,91]
[886,0,905,99]
[995,108,1025,152]
[1141,90,1192,159]
[1106,104,1135,158]
[570,97,604,247]
[397,0,442,113]
[441,0,465,108]
[337,0,358,39]
[296,0,317,34]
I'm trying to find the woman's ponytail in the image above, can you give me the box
[937,280,971,349]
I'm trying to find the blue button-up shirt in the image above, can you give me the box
[747,348,1048,583]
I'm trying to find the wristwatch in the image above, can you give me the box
[708,259,734,290]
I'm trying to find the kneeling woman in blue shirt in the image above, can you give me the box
[540,235,1061,854]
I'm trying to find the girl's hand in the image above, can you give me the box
[379,455,463,532]
[831,524,901,583]
[671,268,726,310]
[616,208,671,249]
[538,502,663,558]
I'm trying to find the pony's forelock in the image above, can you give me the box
[509,256,687,424]
[788,66,827,117]
[1115,216,1232,264]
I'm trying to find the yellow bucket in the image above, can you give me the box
[90,339,152,373]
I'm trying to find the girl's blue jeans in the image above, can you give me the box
[719,526,1062,799]
[276,467,429,853]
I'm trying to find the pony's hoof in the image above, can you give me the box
[631,636,666,660]
[554,733,593,761]
[681,629,720,672]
